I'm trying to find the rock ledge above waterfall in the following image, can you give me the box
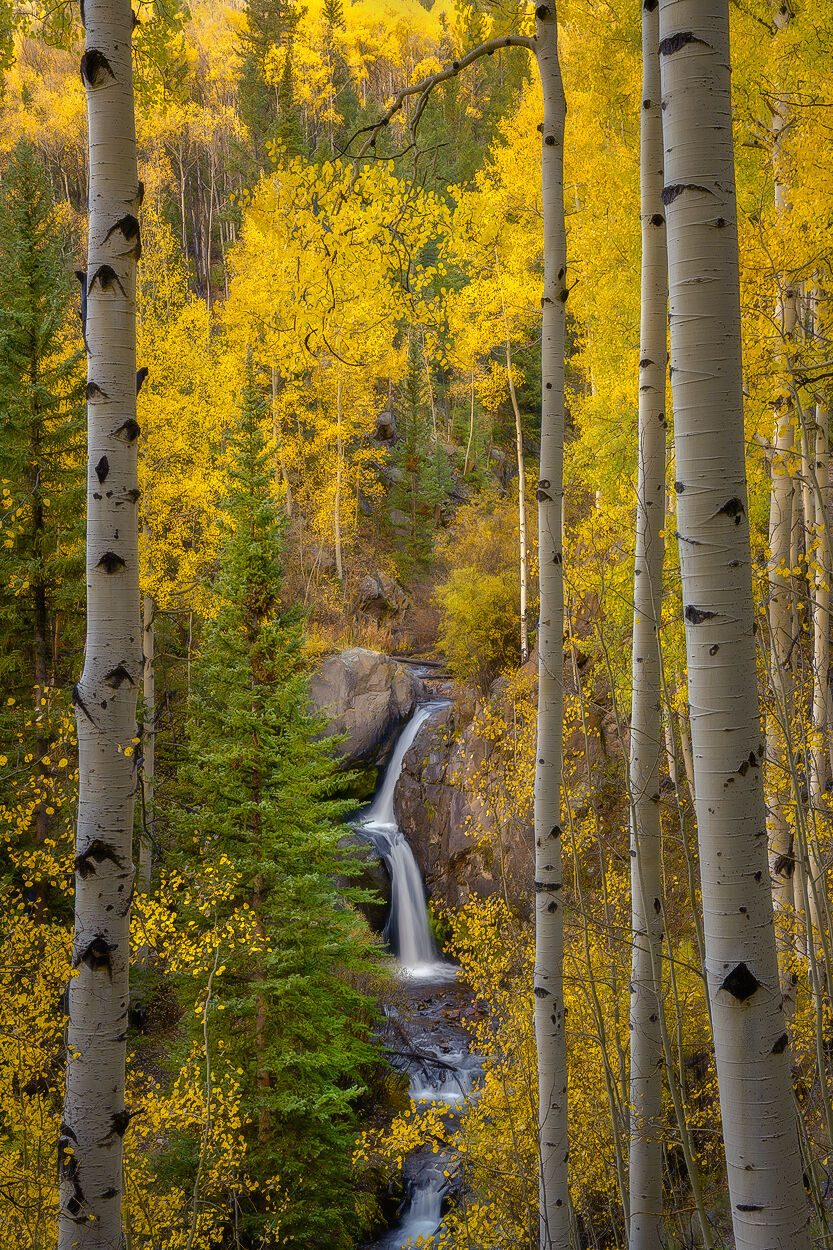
[309,647,423,768]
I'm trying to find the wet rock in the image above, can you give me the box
[338,829,390,931]
[309,647,423,768]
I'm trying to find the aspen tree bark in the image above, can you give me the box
[139,591,155,888]
[659,3,809,1245]
[334,369,343,581]
[766,0,798,925]
[766,388,795,923]
[531,8,570,1248]
[507,344,530,665]
[59,0,142,1244]
[808,291,830,864]
[628,0,667,1241]
[495,250,530,663]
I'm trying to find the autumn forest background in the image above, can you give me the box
[0,0,832,1247]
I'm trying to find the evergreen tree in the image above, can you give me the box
[172,365,379,1248]
[0,140,85,896]
[238,0,304,168]
[390,335,450,569]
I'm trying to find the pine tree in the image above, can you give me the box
[238,0,302,168]
[0,140,85,897]
[173,365,379,1248]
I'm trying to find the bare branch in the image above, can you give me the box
[340,33,535,186]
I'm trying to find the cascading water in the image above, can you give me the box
[358,699,480,1250]
[358,701,450,978]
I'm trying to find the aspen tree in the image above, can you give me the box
[766,0,799,940]
[659,2,810,1245]
[628,0,666,1242]
[139,590,155,887]
[59,0,142,1243]
[495,251,530,665]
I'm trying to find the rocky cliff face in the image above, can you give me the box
[393,701,535,916]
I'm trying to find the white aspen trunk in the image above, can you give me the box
[807,406,829,937]
[334,369,343,582]
[532,9,570,1248]
[507,341,530,665]
[766,379,795,924]
[495,250,530,664]
[464,374,475,475]
[767,0,799,950]
[59,0,141,1244]
[139,591,155,889]
[659,3,810,1245]
[508,349,530,665]
[663,716,678,789]
[628,1,667,1242]
[676,685,695,803]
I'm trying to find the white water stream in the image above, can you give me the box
[358,701,450,979]
[358,700,481,1250]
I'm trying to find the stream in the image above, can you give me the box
[356,701,482,1250]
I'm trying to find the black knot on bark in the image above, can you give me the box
[535,4,550,17]
[105,663,134,688]
[717,496,745,524]
[87,382,108,402]
[709,643,719,655]
[114,418,141,441]
[771,1032,788,1054]
[110,1108,133,1137]
[75,840,121,879]
[534,985,552,998]
[88,264,126,296]
[76,935,117,973]
[544,135,556,146]
[685,605,717,624]
[643,0,658,9]
[658,31,708,56]
[650,213,664,226]
[662,182,710,204]
[95,455,109,483]
[721,962,760,1002]
[80,48,115,86]
[97,551,126,574]
[104,214,140,245]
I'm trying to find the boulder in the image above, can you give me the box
[375,410,396,441]
[388,508,410,531]
[358,571,410,621]
[309,647,423,768]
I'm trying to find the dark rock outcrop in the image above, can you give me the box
[338,829,391,931]
[310,647,423,768]
[394,702,534,915]
[358,571,410,622]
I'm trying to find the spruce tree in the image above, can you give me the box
[172,365,379,1248]
[0,140,85,897]
[238,0,304,167]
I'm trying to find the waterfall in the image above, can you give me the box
[358,701,449,977]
